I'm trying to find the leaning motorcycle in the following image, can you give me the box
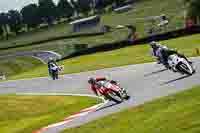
[97,81,130,103]
[167,54,195,75]
[50,65,64,80]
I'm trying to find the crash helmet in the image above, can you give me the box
[149,41,160,49]
[48,57,55,62]
[88,77,96,84]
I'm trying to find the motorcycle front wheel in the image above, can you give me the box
[105,90,123,104]
[177,62,194,75]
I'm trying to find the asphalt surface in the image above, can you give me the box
[0,57,200,133]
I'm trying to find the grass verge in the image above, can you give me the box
[0,57,43,77]
[9,34,200,80]
[62,85,200,133]
[102,0,185,37]
[0,95,100,133]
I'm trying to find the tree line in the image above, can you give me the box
[0,0,132,39]
[184,0,200,24]
[1,0,198,40]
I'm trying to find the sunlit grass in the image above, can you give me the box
[0,95,99,133]
[62,86,200,133]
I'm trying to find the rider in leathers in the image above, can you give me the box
[48,57,59,80]
[88,77,117,100]
[150,41,191,70]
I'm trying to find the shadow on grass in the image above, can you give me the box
[144,68,168,77]
[161,75,191,85]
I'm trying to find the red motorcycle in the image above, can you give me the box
[97,81,130,103]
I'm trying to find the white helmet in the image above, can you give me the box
[162,45,168,50]
[149,41,160,49]
[48,57,54,62]
[150,41,156,46]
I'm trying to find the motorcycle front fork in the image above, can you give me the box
[119,88,128,97]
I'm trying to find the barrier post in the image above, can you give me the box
[195,48,200,55]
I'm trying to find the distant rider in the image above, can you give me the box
[149,41,191,69]
[48,57,59,80]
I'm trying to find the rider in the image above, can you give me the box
[48,57,59,80]
[150,41,170,68]
[88,76,117,99]
[149,41,191,69]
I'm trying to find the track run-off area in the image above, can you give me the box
[0,57,200,133]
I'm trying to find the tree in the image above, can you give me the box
[0,13,9,39]
[57,0,74,18]
[0,26,3,37]
[114,0,126,7]
[183,0,191,3]
[71,0,92,16]
[184,0,200,23]
[38,0,57,25]
[21,4,40,30]
[94,0,106,13]
[7,10,23,34]
[94,0,112,13]
[77,0,92,15]
[71,0,80,17]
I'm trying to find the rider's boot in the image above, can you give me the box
[188,61,193,64]
[157,60,161,64]
[164,63,170,69]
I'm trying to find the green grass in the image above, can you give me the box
[0,0,184,50]
[0,95,99,133]
[9,34,200,80]
[0,57,43,77]
[62,85,200,133]
[0,28,128,57]
[102,0,185,37]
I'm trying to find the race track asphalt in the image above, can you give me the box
[0,57,200,133]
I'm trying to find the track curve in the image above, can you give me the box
[0,57,200,133]
[0,51,61,63]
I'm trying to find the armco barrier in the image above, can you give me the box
[133,25,200,44]
[62,25,200,60]
[63,40,128,59]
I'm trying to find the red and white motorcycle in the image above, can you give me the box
[96,80,130,103]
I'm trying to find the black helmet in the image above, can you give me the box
[88,77,96,84]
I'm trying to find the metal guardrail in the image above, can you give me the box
[114,5,133,13]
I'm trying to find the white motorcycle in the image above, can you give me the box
[168,54,195,75]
